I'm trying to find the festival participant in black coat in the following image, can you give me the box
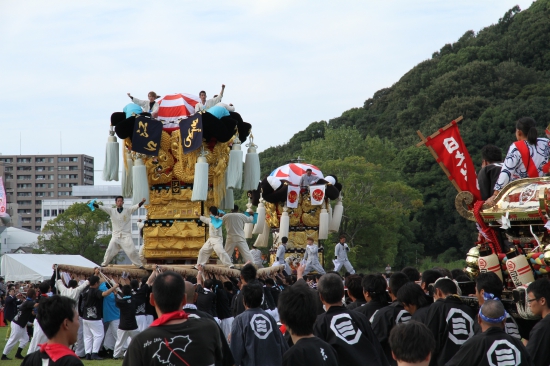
[231,263,277,318]
[3,288,21,338]
[182,279,234,366]
[196,279,217,317]
[446,299,533,366]
[389,321,435,366]
[346,275,366,310]
[425,278,475,366]
[278,283,338,366]
[2,288,36,360]
[475,272,520,338]
[397,282,430,324]
[372,272,412,366]
[123,271,223,366]
[525,279,550,366]
[21,295,83,366]
[314,273,389,366]
[420,269,443,305]
[477,145,503,201]
[230,282,288,366]
[355,274,389,322]
[130,278,149,332]
[113,285,138,360]
[80,274,119,360]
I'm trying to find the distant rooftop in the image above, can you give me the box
[72,185,122,197]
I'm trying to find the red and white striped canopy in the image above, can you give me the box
[157,93,200,130]
[270,163,323,186]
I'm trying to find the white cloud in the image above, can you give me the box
[0,0,534,184]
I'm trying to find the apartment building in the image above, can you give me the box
[0,154,94,231]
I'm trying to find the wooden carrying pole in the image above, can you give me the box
[416,116,463,193]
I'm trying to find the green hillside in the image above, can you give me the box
[259,1,550,267]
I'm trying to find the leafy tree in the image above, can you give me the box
[36,202,112,264]
[260,1,550,261]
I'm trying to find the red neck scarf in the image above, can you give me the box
[150,310,188,327]
[39,343,77,362]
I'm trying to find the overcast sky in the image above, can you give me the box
[0,0,534,184]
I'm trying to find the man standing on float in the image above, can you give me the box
[92,196,144,268]
[222,205,254,264]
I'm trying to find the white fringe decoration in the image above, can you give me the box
[279,206,290,239]
[103,129,119,181]
[330,195,343,233]
[191,152,209,202]
[132,156,149,205]
[226,135,243,189]
[252,196,266,234]
[244,198,254,238]
[223,188,234,210]
[319,203,329,240]
[243,134,260,190]
[253,218,270,248]
[122,151,133,198]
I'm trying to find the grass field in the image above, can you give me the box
[0,326,123,366]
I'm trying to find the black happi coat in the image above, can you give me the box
[13,298,36,328]
[526,314,550,366]
[371,301,411,366]
[446,327,533,366]
[122,318,222,366]
[314,305,389,366]
[426,296,476,366]
[354,300,388,323]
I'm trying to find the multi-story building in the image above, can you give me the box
[0,154,94,231]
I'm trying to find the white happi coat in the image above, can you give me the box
[197,216,232,267]
[98,204,142,267]
[223,213,254,263]
[303,243,325,275]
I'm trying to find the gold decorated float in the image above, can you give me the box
[418,117,550,321]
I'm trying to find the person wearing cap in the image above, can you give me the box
[195,85,225,113]
[272,237,291,275]
[445,299,532,366]
[299,169,318,190]
[250,244,263,267]
[127,91,161,118]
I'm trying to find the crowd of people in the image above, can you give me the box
[1,262,550,366]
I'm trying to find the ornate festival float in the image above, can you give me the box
[245,161,344,271]
[57,93,284,281]
[418,116,550,323]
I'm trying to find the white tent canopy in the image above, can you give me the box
[1,254,98,282]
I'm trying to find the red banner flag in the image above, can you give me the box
[424,121,481,201]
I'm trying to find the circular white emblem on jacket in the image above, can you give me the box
[330,313,362,345]
[250,314,273,339]
[446,308,474,345]
[487,339,521,366]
